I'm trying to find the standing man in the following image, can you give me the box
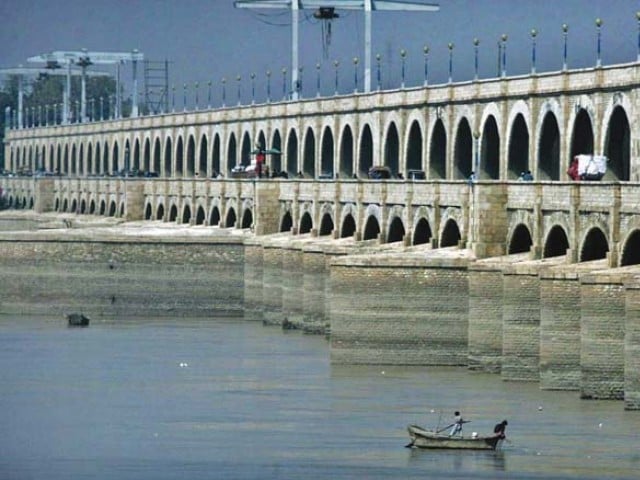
[255,143,265,178]
[449,411,465,436]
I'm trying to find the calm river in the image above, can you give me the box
[1,316,639,480]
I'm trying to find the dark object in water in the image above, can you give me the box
[67,313,90,327]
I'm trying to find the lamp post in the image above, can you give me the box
[282,67,287,99]
[236,75,241,105]
[423,45,429,86]
[207,80,212,108]
[636,11,640,61]
[501,34,508,77]
[448,43,454,83]
[316,63,321,97]
[473,38,479,80]
[195,81,199,110]
[183,83,187,111]
[531,28,538,74]
[595,17,603,67]
[250,73,256,104]
[353,57,359,92]
[376,53,382,90]
[44,104,49,127]
[562,23,569,71]
[334,60,340,95]
[266,70,272,102]
[400,49,407,88]
[221,77,226,107]
[100,97,104,120]
[298,66,303,98]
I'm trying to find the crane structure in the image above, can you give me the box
[0,66,110,129]
[27,49,144,123]
[234,0,439,98]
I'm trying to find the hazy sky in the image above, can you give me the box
[1,0,639,103]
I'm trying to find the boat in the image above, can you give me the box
[67,313,90,327]
[406,424,504,450]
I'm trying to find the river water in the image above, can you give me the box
[1,316,639,480]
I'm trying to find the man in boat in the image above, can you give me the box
[449,411,465,436]
[493,419,508,439]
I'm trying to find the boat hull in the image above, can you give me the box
[407,425,502,450]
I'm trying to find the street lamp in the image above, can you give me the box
[531,28,538,74]
[423,45,429,86]
[400,49,407,88]
[221,77,226,107]
[236,75,241,105]
[266,70,272,102]
[195,81,199,110]
[501,34,508,77]
[282,67,287,99]
[473,38,479,80]
[298,66,303,98]
[595,17,603,67]
[376,53,382,90]
[183,83,187,111]
[334,60,340,95]
[562,23,569,71]
[316,63,321,97]
[353,57,359,92]
[207,80,212,108]
[250,73,256,104]
[636,11,640,61]
[448,43,454,83]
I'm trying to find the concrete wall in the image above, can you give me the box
[624,276,640,410]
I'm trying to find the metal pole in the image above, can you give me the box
[364,0,372,93]
[17,74,24,129]
[132,51,139,117]
[291,1,299,100]
[531,29,537,74]
[81,65,87,122]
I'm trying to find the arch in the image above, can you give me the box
[143,138,151,173]
[363,215,380,241]
[286,129,298,174]
[508,224,533,254]
[508,113,530,180]
[132,138,140,172]
[145,203,152,220]
[241,208,253,229]
[156,203,165,221]
[241,131,252,167]
[319,212,334,236]
[538,111,561,180]
[70,199,77,212]
[280,210,293,232]
[341,213,356,238]
[210,206,221,226]
[580,227,608,262]
[440,219,461,247]
[101,141,109,174]
[79,199,86,214]
[108,200,117,217]
[413,217,433,245]
[359,124,373,176]
[543,225,569,258]
[153,138,161,174]
[227,132,237,171]
[570,108,594,160]
[166,204,177,222]
[620,229,640,266]
[164,137,173,177]
[99,199,106,215]
[384,122,400,176]
[303,128,315,177]
[480,116,500,179]
[299,211,313,234]
[320,126,334,177]
[604,105,630,181]
[175,136,184,177]
[454,118,472,179]
[387,216,405,243]
[271,130,283,173]
[406,120,422,173]
[225,207,237,228]
[195,206,206,225]
[198,134,208,176]
[429,118,447,179]
[339,125,354,178]
[111,142,119,173]
[182,204,191,224]
[89,200,96,214]
[186,135,196,177]
[212,134,221,176]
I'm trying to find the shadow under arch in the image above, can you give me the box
[621,230,640,266]
[580,227,608,262]
[413,217,432,246]
[341,213,356,238]
[168,204,178,222]
[280,211,293,232]
[543,225,569,258]
[145,203,152,220]
[387,216,405,243]
[210,206,220,226]
[363,215,380,241]
[299,211,313,234]
[195,206,206,225]
[319,213,334,236]
[182,205,191,224]
[156,204,165,221]
[508,224,533,254]
[241,208,253,229]
[440,219,461,247]
[225,208,237,228]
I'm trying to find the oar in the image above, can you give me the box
[435,423,455,433]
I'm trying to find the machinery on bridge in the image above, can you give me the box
[234,0,439,98]
[27,49,144,123]
[0,66,110,129]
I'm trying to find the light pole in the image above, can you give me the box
[195,81,199,110]
[473,38,479,80]
[334,60,340,95]
[282,68,287,99]
[400,49,407,88]
[250,73,256,104]
[423,45,429,86]
[266,70,272,102]
[376,53,382,90]
[636,12,640,61]
[562,23,569,71]
[448,43,454,83]
[353,57,359,92]
[531,28,538,74]
[316,63,321,97]
[221,77,226,107]
[595,18,603,67]
[501,34,508,77]
[183,83,187,111]
[207,80,212,108]
[236,75,241,105]
[298,66,303,98]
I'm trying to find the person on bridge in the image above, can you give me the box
[255,144,265,178]
[567,157,580,181]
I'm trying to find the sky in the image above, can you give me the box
[1,0,639,105]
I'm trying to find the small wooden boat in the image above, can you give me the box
[67,313,90,327]
[406,424,504,450]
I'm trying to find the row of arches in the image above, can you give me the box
[8,95,632,181]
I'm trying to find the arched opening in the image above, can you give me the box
[320,127,334,178]
[195,206,206,225]
[508,224,533,254]
[621,230,640,266]
[286,129,298,175]
[508,114,530,180]
[225,208,237,228]
[199,135,208,176]
[212,134,221,176]
[481,116,500,180]
[156,204,165,221]
[387,216,405,243]
[605,106,630,181]
[241,132,252,167]
[271,130,282,174]
[79,199,86,214]
[182,205,191,224]
[363,215,380,241]
[145,203,152,220]
[454,118,472,179]
[570,109,594,160]
[429,119,446,180]
[543,225,569,258]
[119,203,125,218]
[186,135,196,177]
[175,137,184,177]
[538,112,560,180]
[341,213,356,238]
[413,217,432,245]
[406,120,423,173]
[169,204,178,222]
[153,138,161,174]
[319,213,334,236]
[143,138,151,173]
[89,200,96,214]
[227,133,237,172]
[359,125,373,177]
[164,138,173,177]
[384,122,400,176]
[339,126,354,178]
[440,219,461,247]
[241,208,253,229]
[299,212,313,234]
[280,211,293,232]
[580,228,608,262]
[99,200,106,215]
[210,206,221,226]
[303,129,315,177]
[109,201,117,217]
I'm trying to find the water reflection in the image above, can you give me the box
[408,448,507,472]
